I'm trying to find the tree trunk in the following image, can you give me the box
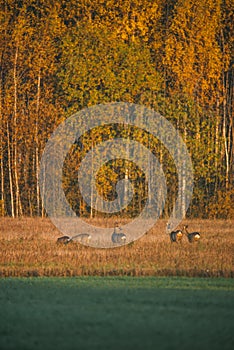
[0,51,4,215]
[222,71,230,191]
[7,121,14,217]
[13,44,22,216]
[35,71,41,216]
[90,137,94,219]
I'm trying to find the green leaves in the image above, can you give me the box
[58,23,163,113]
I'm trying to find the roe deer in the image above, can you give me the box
[70,233,91,244]
[182,225,201,243]
[169,229,183,243]
[57,236,71,244]
[112,223,126,244]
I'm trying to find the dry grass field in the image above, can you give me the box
[0,218,233,277]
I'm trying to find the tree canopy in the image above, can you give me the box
[0,0,233,218]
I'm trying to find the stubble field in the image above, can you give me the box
[0,218,233,277]
[0,218,233,350]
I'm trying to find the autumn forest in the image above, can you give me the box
[0,0,233,219]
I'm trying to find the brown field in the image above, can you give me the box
[0,217,233,277]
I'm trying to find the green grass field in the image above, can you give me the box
[0,277,233,350]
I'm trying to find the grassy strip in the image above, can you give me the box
[0,267,233,278]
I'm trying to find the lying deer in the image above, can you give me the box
[57,233,91,244]
[56,235,71,244]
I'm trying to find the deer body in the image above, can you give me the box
[112,224,126,244]
[170,230,183,243]
[57,236,71,244]
[57,233,91,244]
[70,233,91,244]
[182,225,201,243]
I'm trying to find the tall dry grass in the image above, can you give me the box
[0,218,233,277]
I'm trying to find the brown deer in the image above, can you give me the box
[169,229,183,243]
[182,225,201,243]
[70,233,91,244]
[56,236,71,244]
[112,223,126,244]
[57,234,91,245]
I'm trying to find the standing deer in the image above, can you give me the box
[182,225,201,243]
[169,229,183,243]
[167,223,183,243]
[112,223,126,244]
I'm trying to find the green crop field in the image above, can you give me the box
[0,277,233,350]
